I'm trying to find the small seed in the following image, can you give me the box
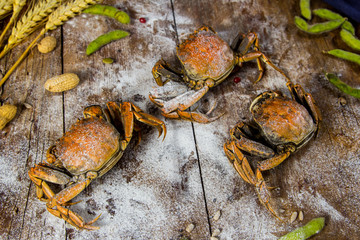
[210,237,218,240]
[213,210,221,221]
[298,211,304,221]
[102,58,114,64]
[44,73,80,92]
[23,103,33,109]
[212,228,221,237]
[0,104,17,130]
[185,223,195,233]
[338,97,347,106]
[290,211,298,223]
[38,36,57,53]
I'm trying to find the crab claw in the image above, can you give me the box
[255,169,283,222]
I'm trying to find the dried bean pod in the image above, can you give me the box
[44,73,80,92]
[313,8,355,35]
[279,217,325,240]
[86,30,129,55]
[340,29,360,51]
[300,0,312,20]
[325,73,360,99]
[83,4,130,24]
[0,104,17,130]
[325,49,360,65]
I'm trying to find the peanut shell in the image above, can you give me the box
[0,104,17,130]
[44,73,80,92]
[38,36,57,53]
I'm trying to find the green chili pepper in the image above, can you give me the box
[86,30,129,55]
[300,0,312,20]
[313,8,355,35]
[340,29,360,51]
[325,73,360,99]
[83,4,130,24]
[325,49,360,65]
[279,217,325,240]
[294,16,345,34]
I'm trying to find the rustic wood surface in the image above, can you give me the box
[1,0,359,239]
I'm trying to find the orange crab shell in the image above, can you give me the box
[176,28,235,81]
[251,92,315,146]
[55,117,121,175]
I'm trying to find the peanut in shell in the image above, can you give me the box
[38,36,57,53]
[0,104,17,130]
[44,73,80,92]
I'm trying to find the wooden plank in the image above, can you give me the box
[0,28,66,239]
[2,0,209,239]
[173,0,360,239]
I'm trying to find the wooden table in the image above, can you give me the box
[1,0,359,239]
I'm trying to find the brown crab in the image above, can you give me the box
[223,82,321,220]
[149,26,290,123]
[28,102,166,230]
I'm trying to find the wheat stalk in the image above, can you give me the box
[0,0,14,20]
[0,0,27,47]
[44,0,102,31]
[0,0,103,88]
[0,0,63,58]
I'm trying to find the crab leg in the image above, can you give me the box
[28,166,100,230]
[130,103,167,139]
[224,122,285,220]
[224,140,257,184]
[289,84,322,133]
[149,84,222,123]
[232,31,291,84]
[257,152,290,171]
[236,51,290,84]
[224,140,283,221]
[152,59,183,86]
[255,169,283,221]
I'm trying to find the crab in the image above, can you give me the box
[223,82,321,220]
[149,26,290,123]
[28,102,166,230]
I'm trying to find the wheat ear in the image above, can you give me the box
[0,0,27,47]
[0,0,62,59]
[0,0,14,20]
[0,0,103,88]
